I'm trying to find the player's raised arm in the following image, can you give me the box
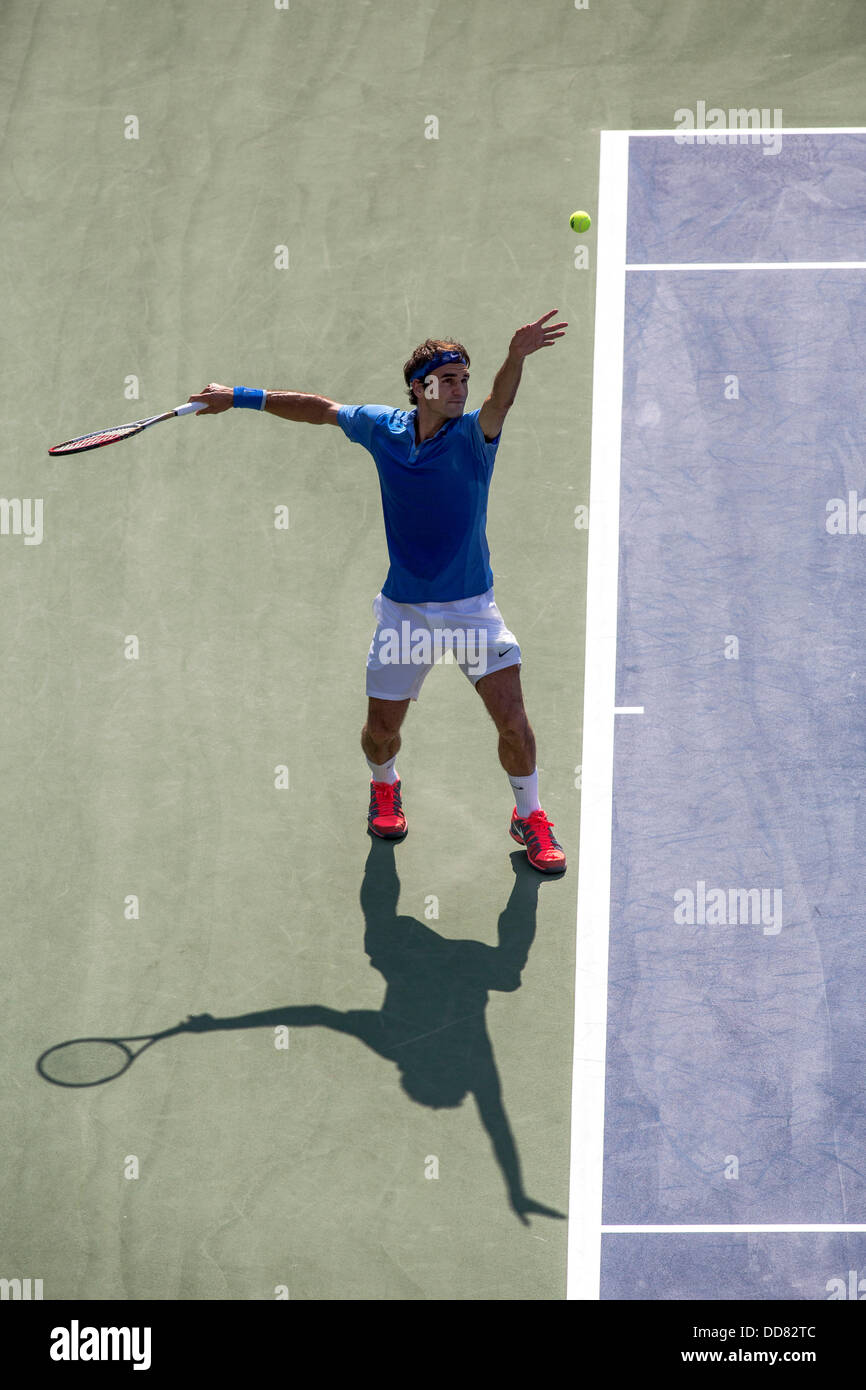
[478,310,568,441]
[188,383,344,424]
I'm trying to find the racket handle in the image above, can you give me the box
[175,402,206,416]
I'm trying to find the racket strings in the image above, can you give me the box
[49,425,144,454]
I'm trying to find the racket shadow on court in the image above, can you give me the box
[37,838,564,1226]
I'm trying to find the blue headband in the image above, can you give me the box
[408,350,467,383]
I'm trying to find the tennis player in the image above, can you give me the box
[190,309,568,873]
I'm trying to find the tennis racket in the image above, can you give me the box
[36,1024,190,1087]
[48,401,205,456]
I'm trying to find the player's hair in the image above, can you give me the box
[403,339,470,404]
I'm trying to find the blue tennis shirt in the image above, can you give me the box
[337,404,501,603]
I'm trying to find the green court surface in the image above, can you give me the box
[0,0,861,1306]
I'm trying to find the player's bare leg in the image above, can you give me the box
[474,665,535,775]
[475,665,566,874]
[362,696,410,765]
[362,696,410,838]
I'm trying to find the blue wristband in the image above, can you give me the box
[233,386,266,409]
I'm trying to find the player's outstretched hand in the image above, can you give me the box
[188,384,234,414]
[509,310,568,359]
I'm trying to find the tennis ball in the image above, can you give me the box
[570,210,591,233]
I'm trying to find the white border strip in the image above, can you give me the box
[566,130,630,1302]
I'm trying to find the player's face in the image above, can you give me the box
[422,365,469,414]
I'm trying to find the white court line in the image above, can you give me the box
[604,1225,866,1234]
[628,262,866,271]
[566,130,630,1303]
[614,706,644,714]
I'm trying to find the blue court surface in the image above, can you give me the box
[570,130,866,1301]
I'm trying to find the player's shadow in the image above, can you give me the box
[185,838,565,1225]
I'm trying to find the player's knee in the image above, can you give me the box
[496,708,531,743]
[363,714,402,745]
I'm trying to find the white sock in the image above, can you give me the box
[508,768,540,819]
[367,754,399,785]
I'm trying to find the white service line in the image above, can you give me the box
[567,130,630,1302]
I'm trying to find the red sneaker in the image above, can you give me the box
[368,779,407,839]
[509,807,566,873]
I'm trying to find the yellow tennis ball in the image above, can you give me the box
[570,210,591,233]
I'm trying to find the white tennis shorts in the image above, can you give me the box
[365,588,521,701]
